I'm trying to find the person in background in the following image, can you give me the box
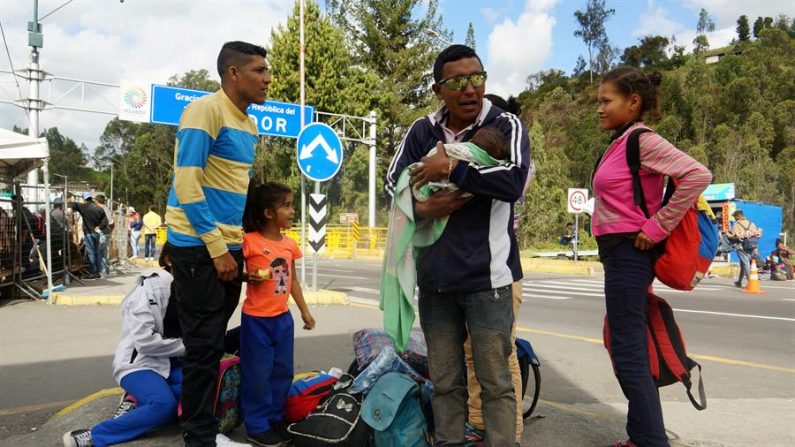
[69,192,108,279]
[592,66,712,447]
[95,194,114,278]
[462,93,528,445]
[726,209,762,288]
[129,209,143,259]
[772,239,793,280]
[143,206,162,262]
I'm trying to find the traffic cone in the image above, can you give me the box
[743,259,765,294]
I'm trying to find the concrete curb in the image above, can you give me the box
[521,257,603,276]
[51,294,125,306]
[302,289,349,305]
[51,290,349,306]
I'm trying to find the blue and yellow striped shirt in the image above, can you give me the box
[166,90,258,258]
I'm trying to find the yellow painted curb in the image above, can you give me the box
[53,387,123,418]
[520,257,602,276]
[708,263,735,277]
[302,289,349,305]
[52,294,125,306]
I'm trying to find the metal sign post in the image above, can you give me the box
[296,123,344,291]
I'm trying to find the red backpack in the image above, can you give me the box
[626,128,719,290]
[284,372,339,422]
[603,292,706,410]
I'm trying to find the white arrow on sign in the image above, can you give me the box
[299,134,339,164]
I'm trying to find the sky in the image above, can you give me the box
[1,0,794,153]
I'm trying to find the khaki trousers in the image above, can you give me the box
[465,281,523,441]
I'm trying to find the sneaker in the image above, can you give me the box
[612,440,639,447]
[217,433,253,446]
[246,430,288,447]
[464,422,485,442]
[62,429,94,447]
[734,281,743,288]
[112,393,137,418]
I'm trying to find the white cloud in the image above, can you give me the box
[633,0,794,53]
[485,0,557,97]
[0,1,292,150]
[480,7,500,23]
[684,0,795,28]
[634,0,686,38]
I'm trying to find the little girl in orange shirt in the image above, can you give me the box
[239,181,315,447]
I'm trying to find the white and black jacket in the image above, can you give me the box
[386,100,531,293]
[112,270,184,384]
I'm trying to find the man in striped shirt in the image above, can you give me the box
[166,41,270,447]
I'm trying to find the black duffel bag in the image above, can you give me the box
[287,374,371,446]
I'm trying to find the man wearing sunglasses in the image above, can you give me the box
[385,45,531,447]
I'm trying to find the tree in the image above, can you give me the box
[327,0,447,216]
[737,15,750,42]
[573,0,615,83]
[465,22,476,49]
[573,55,587,76]
[264,0,380,219]
[42,127,92,181]
[621,35,669,68]
[693,8,715,53]
[753,16,765,38]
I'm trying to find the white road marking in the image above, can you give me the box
[523,287,603,298]
[673,308,795,322]
[523,293,572,300]
[315,273,368,280]
[524,283,604,294]
[344,286,380,294]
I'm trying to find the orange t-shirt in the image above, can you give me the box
[242,232,303,317]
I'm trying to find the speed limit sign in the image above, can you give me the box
[567,188,589,214]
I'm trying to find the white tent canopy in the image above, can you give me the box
[0,127,49,180]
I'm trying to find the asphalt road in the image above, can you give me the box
[1,258,793,446]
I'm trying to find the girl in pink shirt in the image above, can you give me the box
[593,67,711,447]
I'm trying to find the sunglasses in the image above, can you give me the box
[437,72,488,91]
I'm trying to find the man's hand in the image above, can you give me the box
[415,190,472,219]
[410,142,454,188]
[634,231,655,251]
[212,251,238,281]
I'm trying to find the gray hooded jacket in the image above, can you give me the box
[112,270,184,384]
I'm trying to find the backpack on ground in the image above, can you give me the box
[179,354,243,433]
[361,372,429,447]
[603,292,706,410]
[626,128,719,291]
[287,374,372,446]
[214,354,243,433]
[285,372,339,423]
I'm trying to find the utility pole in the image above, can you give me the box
[24,0,55,300]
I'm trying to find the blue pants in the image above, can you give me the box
[418,286,516,447]
[603,238,667,447]
[84,232,101,274]
[145,234,157,258]
[91,362,182,447]
[736,248,752,286]
[240,312,294,435]
[98,233,110,277]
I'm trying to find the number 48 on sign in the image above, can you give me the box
[567,188,589,214]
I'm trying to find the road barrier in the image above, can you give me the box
[285,225,387,259]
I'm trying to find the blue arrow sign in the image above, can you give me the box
[296,123,343,182]
[149,84,314,139]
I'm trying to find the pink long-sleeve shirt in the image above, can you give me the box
[592,123,712,242]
